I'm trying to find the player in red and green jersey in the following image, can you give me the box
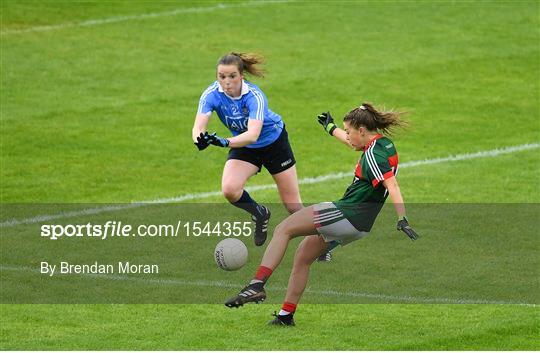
[330,123,400,233]
[224,103,419,326]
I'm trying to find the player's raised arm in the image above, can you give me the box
[317,112,352,147]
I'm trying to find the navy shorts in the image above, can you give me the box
[227,128,296,175]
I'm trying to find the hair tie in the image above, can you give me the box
[359,105,366,110]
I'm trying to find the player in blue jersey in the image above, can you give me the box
[224,103,419,326]
[192,52,332,261]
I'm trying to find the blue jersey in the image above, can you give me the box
[197,80,284,148]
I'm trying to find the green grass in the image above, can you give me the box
[1,0,539,202]
[0,304,537,350]
[1,0,539,350]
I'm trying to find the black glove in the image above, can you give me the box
[397,217,419,241]
[205,132,230,148]
[317,111,337,136]
[194,132,210,151]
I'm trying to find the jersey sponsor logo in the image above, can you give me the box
[226,116,249,132]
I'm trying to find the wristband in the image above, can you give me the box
[326,123,337,136]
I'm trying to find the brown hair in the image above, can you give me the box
[217,52,265,78]
[343,102,406,135]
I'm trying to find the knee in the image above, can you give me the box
[222,183,242,202]
[274,222,286,236]
[274,222,292,240]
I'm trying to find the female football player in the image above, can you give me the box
[193,52,332,261]
[225,103,419,326]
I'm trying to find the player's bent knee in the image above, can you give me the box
[273,222,286,236]
[222,184,242,202]
[273,222,293,240]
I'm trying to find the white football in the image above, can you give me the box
[214,238,248,271]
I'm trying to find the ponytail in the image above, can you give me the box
[343,102,406,135]
[217,52,265,78]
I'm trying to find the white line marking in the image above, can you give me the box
[1,142,538,228]
[1,1,292,36]
[0,264,535,306]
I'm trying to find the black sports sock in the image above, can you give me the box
[231,190,264,218]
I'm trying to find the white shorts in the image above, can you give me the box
[313,202,370,247]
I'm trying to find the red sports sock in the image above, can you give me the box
[281,301,297,313]
[254,265,273,282]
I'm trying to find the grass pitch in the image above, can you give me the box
[1,0,539,350]
[1,304,538,350]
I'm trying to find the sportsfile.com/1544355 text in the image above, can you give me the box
[40,221,253,240]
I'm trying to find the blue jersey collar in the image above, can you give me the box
[218,80,249,100]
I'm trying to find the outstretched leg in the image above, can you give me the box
[267,235,330,326]
[259,205,318,271]
[283,235,329,304]
[225,205,317,308]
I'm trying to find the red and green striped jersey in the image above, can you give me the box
[333,134,398,231]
